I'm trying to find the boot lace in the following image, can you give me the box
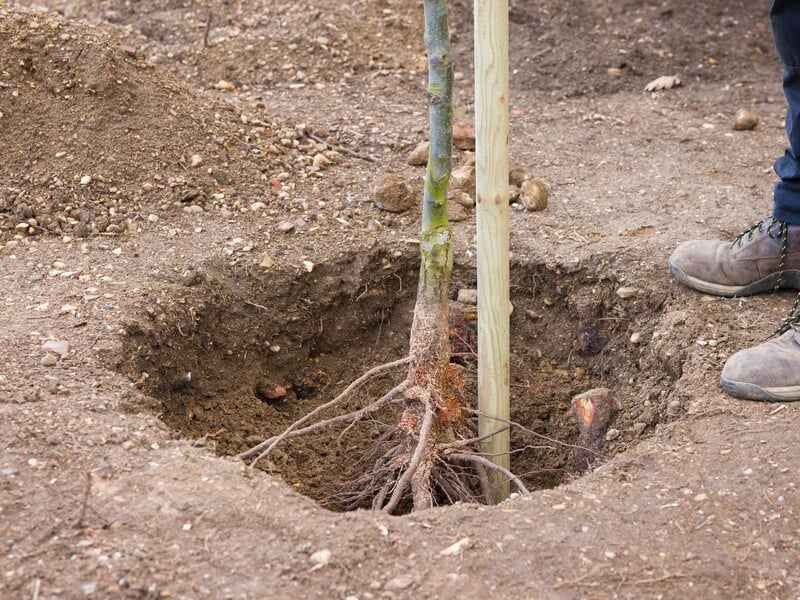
[731,218,800,337]
[740,218,800,336]
[774,292,800,336]
[731,217,787,251]
[732,217,789,290]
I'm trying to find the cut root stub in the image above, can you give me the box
[570,387,619,474]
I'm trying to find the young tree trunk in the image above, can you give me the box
[384,0,455,513]
[240,0,529,514]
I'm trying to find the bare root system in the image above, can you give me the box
[238,353,534,514]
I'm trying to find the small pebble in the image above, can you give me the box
[41,353,58,367]
[79,175,92,186]
[214,80,235,91]
[259,252,275,269]
[309,549,331,569]
[453,123,476,150]
[80,582,97,595]
[374,177,417,213]
[384,576,414,591]
[732,108,759,131]
[519,178,548,211]
[616,286,640,299]
[42,340,69,357]
[407,141,429,166]
[605,428,620,441]
[312,153,331,168]
[457,288,478,305]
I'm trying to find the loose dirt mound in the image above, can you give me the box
[0,7,319,239]
[37,0,426,90]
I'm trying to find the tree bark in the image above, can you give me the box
[408,0,453,388]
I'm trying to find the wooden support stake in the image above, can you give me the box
[475,0,510,502]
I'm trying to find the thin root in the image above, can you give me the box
[247,381,408,469]
[449,452,530,496]
[382,389,434,514]
[239,357,410,462]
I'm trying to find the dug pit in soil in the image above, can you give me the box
[119,246,679,512]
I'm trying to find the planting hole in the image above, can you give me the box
[120,247,679,512]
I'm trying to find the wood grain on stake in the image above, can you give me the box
[475,0,510,501]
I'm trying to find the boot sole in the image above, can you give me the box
[668,263,800,297]
[720,376,800,402]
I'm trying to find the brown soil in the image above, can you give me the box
[3,0,800,598]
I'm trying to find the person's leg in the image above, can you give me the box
[771,0,800,225]
[716,0,800,402]
[667,1,800,298]
[670,2,800,401]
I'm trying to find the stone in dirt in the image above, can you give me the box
[508,164,530,187]
[456,288,478,305]
[384,575,414,591]
[255,383,287,402]
[308,549,331,571]
[312,153,331,168]
[453,123,475,150]
[374,177,417,213]
[732,108,759,131]
[448,188,474,209]
[519,178,549,211]
[450,163,475,196]
[259,252,275,269]
[448,201,470,222]
[406,141,429,166]
[41,340,69,358]
[41,353,58,367]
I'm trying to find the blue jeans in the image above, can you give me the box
[771,0,800,224]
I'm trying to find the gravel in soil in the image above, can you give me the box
[3,1,800,598]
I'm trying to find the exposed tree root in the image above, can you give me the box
[239,354,533,514]
[238,357,410,468]
[448,453,529,496]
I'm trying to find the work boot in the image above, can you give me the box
[721,323,800,401]
[668,217,800,297]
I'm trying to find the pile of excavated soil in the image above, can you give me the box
[0,7,343,240]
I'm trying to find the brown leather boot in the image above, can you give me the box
[721,325,800,401]
[669,218,800,297]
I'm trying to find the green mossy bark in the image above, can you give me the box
[409,0,454,389]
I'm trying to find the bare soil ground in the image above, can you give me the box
[2,0,800,598]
